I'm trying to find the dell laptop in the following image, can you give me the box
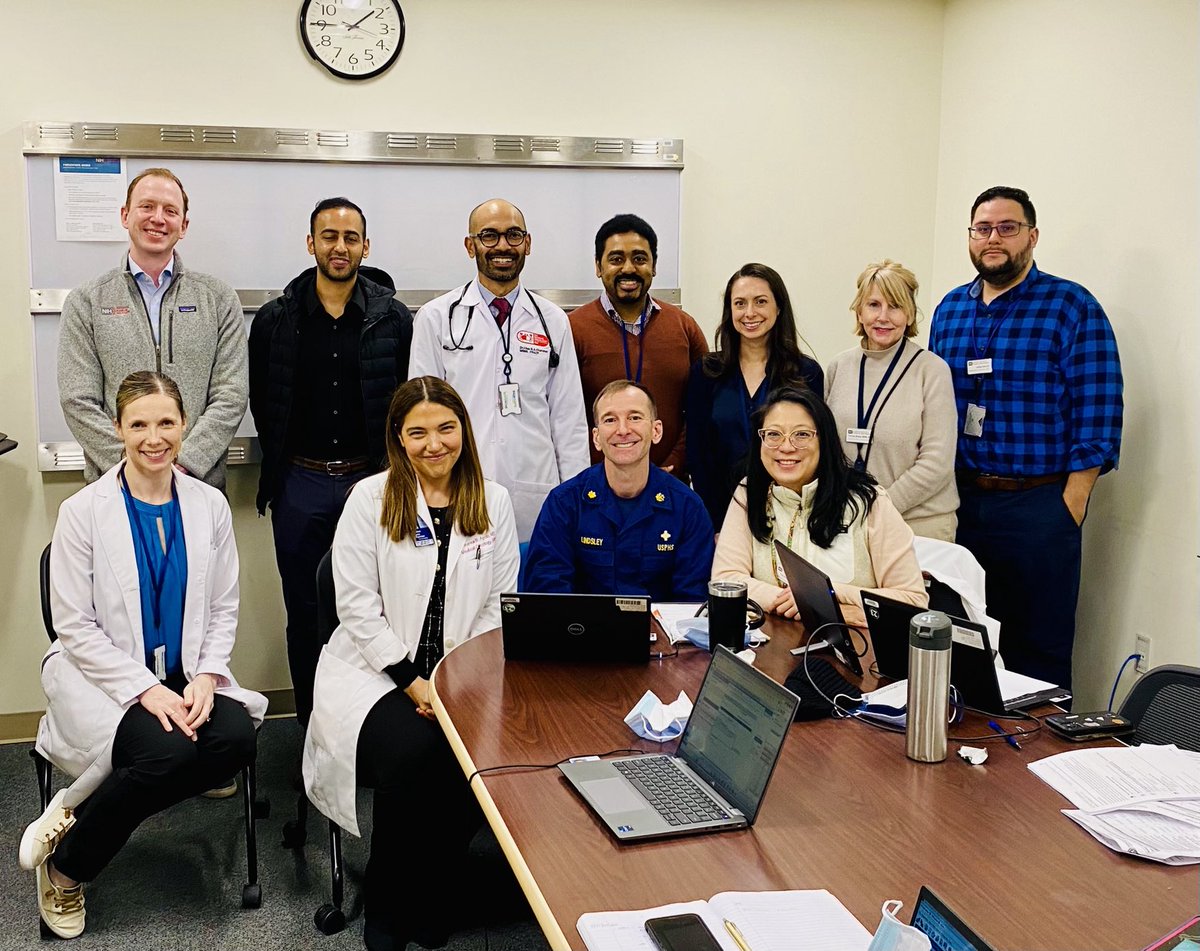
[500,592,650,662]
[558,646,800,841]
[772,541,863,676]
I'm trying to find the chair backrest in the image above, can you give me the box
[39,542,57,643]
[314,549,339,647]
[1118,665,1200,752]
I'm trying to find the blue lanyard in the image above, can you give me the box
[620,307,647,382]
[856,338,908,429]
[119,471,180,630]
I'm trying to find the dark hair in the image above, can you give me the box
[381,377,489,543]
[591,379,657,421]
[310,197,367,236]
[125,168,189,218]
[703,263,816,383]
[744,386,877,549]
[970,186,1036,227]
[594,213,657,264]
[115,370,185,423]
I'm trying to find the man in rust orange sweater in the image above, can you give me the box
[570,214,708,482]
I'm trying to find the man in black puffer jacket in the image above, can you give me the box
[249,197,412,725]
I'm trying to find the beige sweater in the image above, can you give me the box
[712,481,927,628]
[825,340,958,540]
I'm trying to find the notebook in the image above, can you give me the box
[772,541,863,676]
[558,646,800,841]
[910,886,997,951]
[500,592,650,662]
[860,591,1070,713]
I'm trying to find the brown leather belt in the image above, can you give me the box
[288,455,371,476]
[957,470,1065,491]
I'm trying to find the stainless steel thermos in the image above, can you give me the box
[906,610,952,763]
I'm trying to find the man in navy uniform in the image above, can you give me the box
[524,380,714,601]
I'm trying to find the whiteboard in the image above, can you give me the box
[27,152,682,464]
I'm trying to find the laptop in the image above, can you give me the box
[860,591,1071,713]
[500,592,650,662]
[910,887,997,951]
[558,646,800,841]
[772,541,864,676]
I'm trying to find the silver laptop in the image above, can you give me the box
[558,646,800,841]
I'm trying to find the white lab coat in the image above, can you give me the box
[302,472,520,835]
[36,464,267,809]
[912,535,1004,659]
[408,280,590,541]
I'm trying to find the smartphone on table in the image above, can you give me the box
[645,913,724,951]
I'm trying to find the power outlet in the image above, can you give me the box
[1134,633,1151,673]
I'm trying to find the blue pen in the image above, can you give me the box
[988,719,1021,750]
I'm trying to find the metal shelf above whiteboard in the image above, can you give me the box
[24,121,683,169]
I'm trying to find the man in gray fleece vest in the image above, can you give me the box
[57,167,247,488]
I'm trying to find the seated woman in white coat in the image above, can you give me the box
[18,371,266,939]
[304,375,519,951]
[712,385,927,630]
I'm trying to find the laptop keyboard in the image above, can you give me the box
[614,756,731,826]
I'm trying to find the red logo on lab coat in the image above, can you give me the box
[516,330,549,348]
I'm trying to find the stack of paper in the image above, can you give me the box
[577,889,872,951]
[651,602,704,644]
[1028,744,1200,864]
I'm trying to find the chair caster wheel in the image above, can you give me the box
[39,918,54,940]
[314,903,347,935]
[281,819,307,849]
[242,883,262,909]
[253,798,271,820]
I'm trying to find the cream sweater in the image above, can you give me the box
[712,481,927,628]
[824,340,958,540]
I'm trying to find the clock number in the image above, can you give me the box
[332,46,342,61]
[363,50,374,63]
[380,23,389,34]
[319,33,331,46]
[319,3,336,14]
[348,53,359,65]
[375,39,387,49]
[310,18,328,30]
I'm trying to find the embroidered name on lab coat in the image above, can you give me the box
[580,536,604,547]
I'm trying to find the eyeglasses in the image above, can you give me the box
[967,221,1031,240]
[469,228,528,247]
[758,428,817,449]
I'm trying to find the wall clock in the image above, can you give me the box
[300,0,405,80]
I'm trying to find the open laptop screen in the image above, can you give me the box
[676,647,798,823]
[911,886,996,951]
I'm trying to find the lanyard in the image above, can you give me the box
[620,307,647,382]
[852,343,922,471]
[119,471,180,630]
[967,291,1016,400]
[491,298,515,383]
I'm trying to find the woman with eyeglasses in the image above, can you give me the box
[711,386,926,628]
[303,376,519,951]
[824,260,959,540]
[686,263,823,527]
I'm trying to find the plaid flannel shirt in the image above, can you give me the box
[929,264,1123,476]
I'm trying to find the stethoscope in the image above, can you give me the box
[441,282,561,369]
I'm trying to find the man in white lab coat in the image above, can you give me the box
[408,198,590,541]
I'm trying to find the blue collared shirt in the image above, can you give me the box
[128,254,175,343]
[929,263,1123,476]
[600,291,660,336]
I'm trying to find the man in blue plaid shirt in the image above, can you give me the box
[929,186,1123,692]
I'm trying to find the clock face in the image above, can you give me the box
[300,0,405,80]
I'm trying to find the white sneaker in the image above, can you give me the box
[201,778,238,799]
[18,789,74,871]
[37,861,85,939]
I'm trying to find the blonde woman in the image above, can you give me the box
[824,260,959,540]
[304,376,519,951]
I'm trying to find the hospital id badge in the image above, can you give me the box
[967,358,993,375]
[846,427,872,445]
[964,402,986,437]
[153,644,167,681]
[499,382,522,416]
[414,516,435,547]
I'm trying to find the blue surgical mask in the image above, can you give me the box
[867,900,932,951]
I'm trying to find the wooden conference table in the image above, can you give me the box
[431,620,1195,951]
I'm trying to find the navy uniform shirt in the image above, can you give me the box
[523,463,714,602]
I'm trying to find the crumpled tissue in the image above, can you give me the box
[624,690,693,742]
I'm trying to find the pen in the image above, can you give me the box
[723,919,753,951]
[694,603,708,618]
[988,719,1021,750]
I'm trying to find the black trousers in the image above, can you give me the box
[52,691,256,883]
[356,688,482,931]
[271,463,369,725]
[956,480,1082,691]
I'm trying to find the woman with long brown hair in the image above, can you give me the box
[304,376,519,951]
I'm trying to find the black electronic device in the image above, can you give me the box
[772,541,863,676]
[1045,711,1136,742]
[645,914,724,951]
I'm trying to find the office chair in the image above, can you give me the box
[1118,664,1200,753]
[304,548,348,936]
[30,542,267,930]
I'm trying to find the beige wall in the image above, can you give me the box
[932,0,1200,707]
[1,0,1193,717]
